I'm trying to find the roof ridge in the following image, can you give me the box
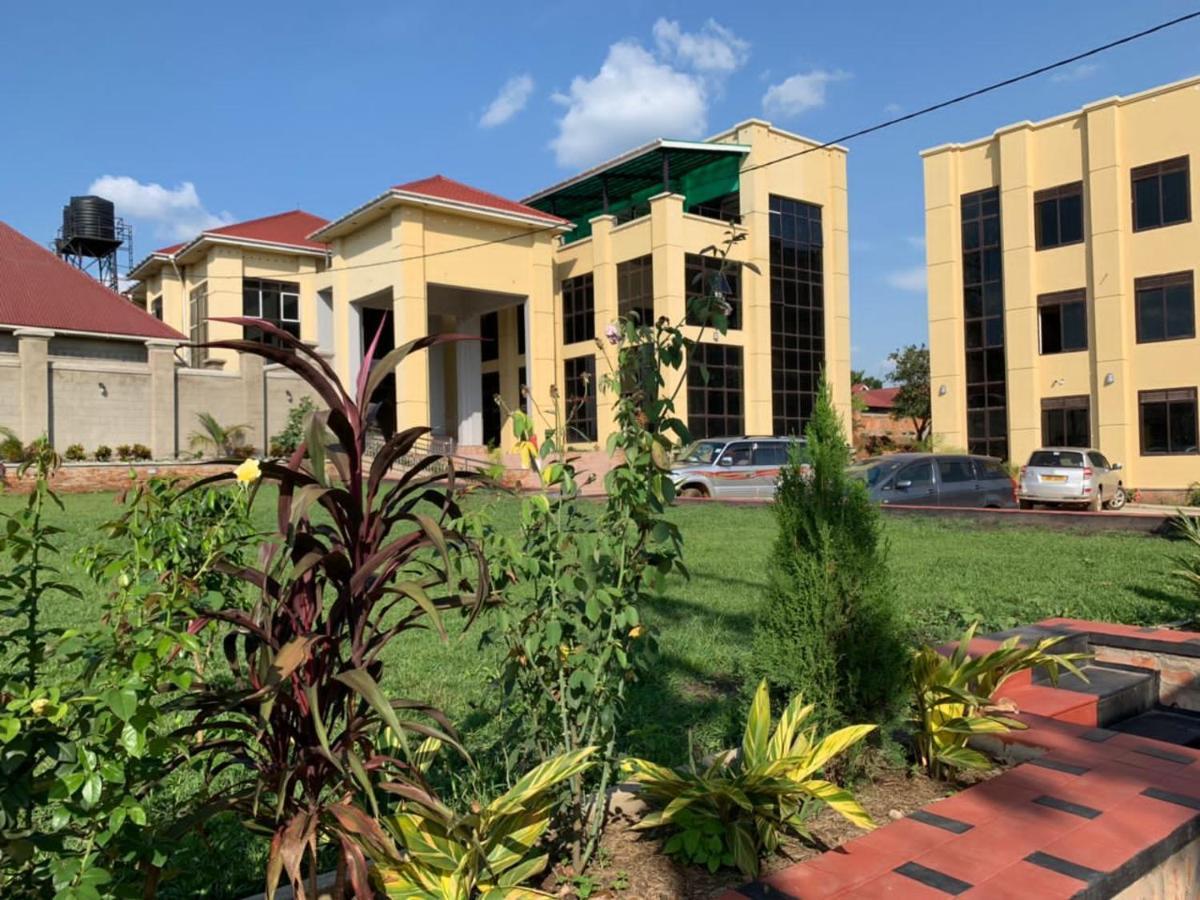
[206,208,326,235]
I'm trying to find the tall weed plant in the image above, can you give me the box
[751,380,905,733]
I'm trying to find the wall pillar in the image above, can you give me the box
[456,316,483,446]
[924,149,967,451]
[525,238,558,445]
[590,214,618,444]
[146,340,180,458]
[240,353,266,451]
[16,328,52,442]
[649,192,687,424]
[394,208,431,432]
[737,126,774,435]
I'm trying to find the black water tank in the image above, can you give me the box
[59,195,120,256]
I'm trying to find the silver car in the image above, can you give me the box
[670,436,807,500]
[1018,447,1126,511]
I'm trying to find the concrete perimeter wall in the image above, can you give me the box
[2,329,322,458]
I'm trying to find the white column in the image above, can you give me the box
[456,315,483,445]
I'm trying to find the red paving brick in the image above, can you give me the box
[995,683,1097,725]
[960,860,1084,898]
[840,870,957,897]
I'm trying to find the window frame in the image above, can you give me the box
[563,354,597,444]
[1038,289,1088,355]
[688,341,745,439]
[685,252,742,329]
[480,310,500,362]
[961,187,1008,460]
[242,277,301,347]
[1132,156,1190,232]
[151,296,163,321]
[188,282,208,368]
[1138,387,1199,456]
[617,255,654,326]
[1135,271,1195,344]
[1041,395,1091,448]
[1034,182,1084,250]
[561,274,594,346]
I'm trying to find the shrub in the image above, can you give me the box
[269,395,316,458]
[750,379,905,732]
[130,443,152,460]
[623,680,875,876]
[93,444,112,462]
[909,624,1088,779]
[115,444,132,461]
[1172,512,1200,613]
[369,743,596,897]
[63,443,86,461]
[188,412,249,458]
[0,436,23,463]
[1188,482,1200,508]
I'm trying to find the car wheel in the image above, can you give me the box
[1018,499,1034,510]
[679,486,706,499]
[1105,486,1127,511]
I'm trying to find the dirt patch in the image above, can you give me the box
[549,766,983,899]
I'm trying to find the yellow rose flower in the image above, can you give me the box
[234,458,262,486]
[31,698,51,716]
[629,625,645,639]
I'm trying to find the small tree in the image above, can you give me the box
[851,369,883,390]
[886,344,931,442]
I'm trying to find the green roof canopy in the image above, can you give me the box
[524,140,749,242]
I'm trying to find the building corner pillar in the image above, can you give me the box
[240,352,266,451]
[146,340,179,458]
[15,328,53,442]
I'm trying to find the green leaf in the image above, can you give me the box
[80,772,102,809]
[335,668,410,757]
[103,687,138,723]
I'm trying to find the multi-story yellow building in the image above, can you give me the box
[923,75,1200,495]
[129,119,850,453]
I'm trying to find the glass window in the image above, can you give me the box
[242,278,300,347]
[1089,452,1111,470]
[720,442,753,467]
[1135,272,1195,343]
[563,354,597,443]
[481,370,501,446]
[686,253,741,329]
[961,188,1008,460]
[975,458,1011,481]
[897,461,934,487]
[151,296,163,320]
[1041,396,1090,448]
[188,283,208,367]
[617,255,654,325]
[937,458,975,483]
[1034,182,1084,250]
[753,443,790,466]
[1038,290,1087,354]
[687,191,741,224]
[561,274,594,345]
[688,342,744,439]
[516,302,526,356]
[480,311,500,362]
[769,195,824,436]
[1133,157,1190,231]
[680,440,726,464]
[1139,388,1198,455]
[1028,449,1085,468]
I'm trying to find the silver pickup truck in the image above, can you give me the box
[670,436,807,500]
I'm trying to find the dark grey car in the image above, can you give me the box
[847,453,1017,508]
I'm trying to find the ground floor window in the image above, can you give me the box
[189,282,208,367]
[688,342,744,439]
[1139,388,1198,455]
[1041,395,1090,447]
[242,278,300,346]
[563,355,597,443]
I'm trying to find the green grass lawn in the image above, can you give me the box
[2,488,1193,896]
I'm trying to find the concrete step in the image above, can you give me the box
[1035,663,1159,727]
[1112,706,1200,748]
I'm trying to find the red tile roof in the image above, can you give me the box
[854,385,900,410]
[392,175,569,225]
[0,221,184,341]
[152,241,184,255]
[202,209,329,251]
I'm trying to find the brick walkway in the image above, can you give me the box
[721,619,1200,898]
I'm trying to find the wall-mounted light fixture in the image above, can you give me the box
[1104,372,1116,386]
[937,385,947,397]
[98,382,108,397]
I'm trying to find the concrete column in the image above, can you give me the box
[649,192,688,424]
[497,305,521,432]
[1084,102,1136,480]
[590,214,618,444]
[205,247,243,371]
[146,340,179,458]
[998,126,1041,463]
[394,208,431,432]
[826,149,853,436]
[737,125,775,435]
[525,237,558,444]
[456,316,483,446]
[240,353,266,451]
[923,148,967,451]
[16,328,52,442]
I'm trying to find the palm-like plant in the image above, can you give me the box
[174,317,486,900]
[188,411,249,456]
[622,680,875,877]
[1172,512,1200,614]
[909,624,1089,779]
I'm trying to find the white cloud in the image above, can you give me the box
[550,19,748,168]
[1051,62,1100,83]
[88,175,232,240]
[885,265,927,293]
[480,74,535,128]
[762,70,848,119]
[652,18,749,75]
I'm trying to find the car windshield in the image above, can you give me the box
[1028,450,1085,468]
[678,441,725,464]
[847,459,904,487]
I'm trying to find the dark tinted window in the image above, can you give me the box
[516,302,526,356]
[1028,450,1085,468]
[897,461,934,487]
[686,253,741,329]
[753,443,789,466]
[480,311,500,362]
[961,188,1007,460]
[1140,388,1198,455]
[1041,396,1090,448]
[481,370,501,446]
[688,342,744,439]
[617,255,654,325]
[1135,272,1194,343]
[562,274,595,345]
[563,355,597,443]
[1035,182,1084,250]
[1088,452,1111,469]
[938,458,975,483]
[769,195,824,436]
[243,278,300,345]
[687,191,741,223]
[975,458,1011,481]
[721,442,753,467]
[1039,290,1087,354]
[1132,157,1190,231]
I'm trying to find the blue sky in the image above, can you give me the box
[3,1,1198,379]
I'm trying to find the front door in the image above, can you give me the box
[886,459,937,505]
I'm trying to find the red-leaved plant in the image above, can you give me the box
[175,318,486,899]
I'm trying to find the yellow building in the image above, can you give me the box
[130,119,850,454]
[923,75,1200,495]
